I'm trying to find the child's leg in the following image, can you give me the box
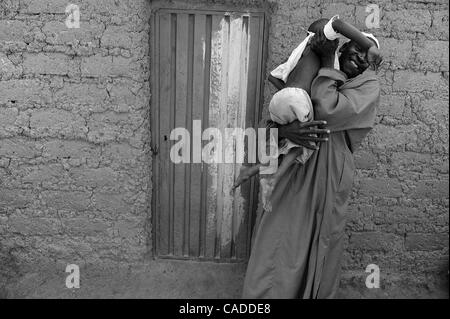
[231,164,262,192]
[272,147,303,184]
[260,147,303,212]
[285,46,321,95]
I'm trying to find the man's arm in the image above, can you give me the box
[310,68,379,132]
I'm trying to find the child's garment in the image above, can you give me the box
[268,87,314,165]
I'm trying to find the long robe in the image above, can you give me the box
[242,68,380,299]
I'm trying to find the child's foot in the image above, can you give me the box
[231,165,260,193]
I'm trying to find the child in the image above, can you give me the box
[232,16,382,211]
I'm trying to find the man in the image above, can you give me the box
[242,30,382,299]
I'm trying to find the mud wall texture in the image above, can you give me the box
[0,0,448,298]
[0,0,152,285]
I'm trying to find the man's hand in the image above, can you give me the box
[366,45,383,71]
[278,120,330,150]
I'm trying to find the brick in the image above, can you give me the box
[354,150,378,169]
[405,233,449,251]
[21,0,67,13]
[384,9,432,34]
[55,81,146,113]
[0,137,42,159]
[430,10,449,40]
[81,54,137,78]
[0,20,27,42]
[108,80,149,111]
[62,218,109,236]
[368,124,418,151]
[42,21,104,46]
[42,140,100,160]
[377,38,412,69]
[29,109,87,138]
[69,167,118,188]
[23,53,76,76]
[0,52,22,80]
[416,98,449,125]
[0,189,34,209]
[412,180,449,199]
[22,164,67,185]
[9,217,60,235]
[41,191,91,211]
[0,80,52,109]
[102,143,139,166]
[0,107,19,137]
[414,40,449,72]
[349,232,402,251]
[113,218,143,238]
[54,83,109,111]
[391,152,432,170]
[94,192,131,214]
[393,70,447,93]
[101,26,133,48]
[359,178,403,197]
[87,112,134,143]
[378,94,407,118]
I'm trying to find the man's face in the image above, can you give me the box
[338,41,370,78]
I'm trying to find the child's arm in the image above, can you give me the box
[330,18,374,51]
[268,73,286,91]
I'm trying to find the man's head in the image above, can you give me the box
[338,37,379,78]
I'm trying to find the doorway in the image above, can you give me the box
[151,7,267,263]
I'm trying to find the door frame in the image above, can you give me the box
[149,4,269,262]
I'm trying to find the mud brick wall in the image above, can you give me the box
[0,0,448,297]
[0,0,152,272]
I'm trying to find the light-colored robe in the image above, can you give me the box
[242,68,380,299]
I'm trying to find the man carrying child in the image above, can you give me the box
[241,16,383,299]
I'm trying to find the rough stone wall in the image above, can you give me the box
[0,0,448,298]
[261,0,448,296]
[0,0,152,282]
